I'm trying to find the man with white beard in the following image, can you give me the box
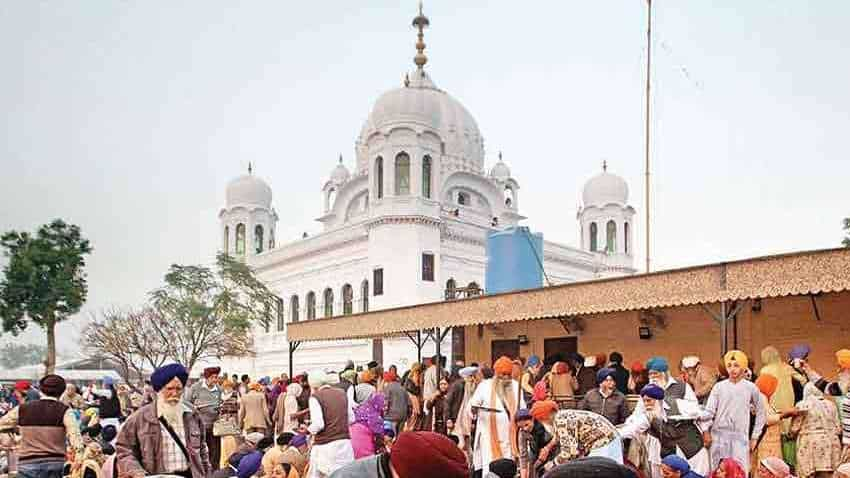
[468,356,526,477]
[116,363,212,478]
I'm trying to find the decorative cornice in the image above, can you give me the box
[251,230,369,273]
[364,215,443,231]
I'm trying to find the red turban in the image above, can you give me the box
[383,371,398,382]
[494,356,514,376]
[203,367,221,378]
[531,400,559,421]
[14,381,30,392]
[390,432,468,478]
[630,361,645,373]
[755,374,778,398]
[553,362,568,374]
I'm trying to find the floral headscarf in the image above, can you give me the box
[354,392,385,436]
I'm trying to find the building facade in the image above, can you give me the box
[218,7,637,376]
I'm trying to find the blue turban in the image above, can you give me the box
[103,376,114,387]
[789,344,811,360]
[646,357,669,373]
[237,451,263,478]
[516,408,532,421]
[289,434,308,447]
[150,363,189,392]
[596,367,615,385]
[662,454,703,478]
[527,355,541,368]
[640,384,665,400]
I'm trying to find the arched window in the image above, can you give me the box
[223,226,230,254]
[458,191,469,206]
[624,222,630,254]
[606,220,617,253]
[235,224,246,255]
[306,292,316,320]
[327,188,337,212]
[254,225,264,254]
[589,222,598,252]
[323,288,334,317]
[446,278,457,300]
[276,297,285,332]
[361,280,369,312]
[290,295,299,323]
[422,156,432,199]
[395,152,410,195]
[375,157,384,199]
[269,229,275,250]
[504,187,515,208]
[342,284,353,315]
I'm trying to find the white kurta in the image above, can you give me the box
[702,378,766,476]
[467,379,526,472]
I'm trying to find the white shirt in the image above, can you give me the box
[307,387,355,436]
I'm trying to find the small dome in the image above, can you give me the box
[226,174,273,208]
[490,154,511,182]
[582,167,628,207]
[330,157,350,185]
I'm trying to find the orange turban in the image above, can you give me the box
[836,349,850,369]
[530,400,558,421]
[755,374,778,398]
[494,356,514,376]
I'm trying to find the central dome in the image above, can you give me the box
[226,174,272,208]
[582,169,629,208]
[358,69,484,172]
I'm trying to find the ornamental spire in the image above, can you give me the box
[412,1,430,70]
[248,161,253,175]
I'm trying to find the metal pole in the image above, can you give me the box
[435,327,442,381]
[417,330,422,364]
[719,302,727,355]
[644,0,653,273]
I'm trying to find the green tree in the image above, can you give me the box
[0,342,48,369]
[148,252,278,371]
[0,219,92,374]
[844,217,850,247]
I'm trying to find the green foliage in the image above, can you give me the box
[148,252,277,370]
[0,342,48,369]
[0,219,92,372]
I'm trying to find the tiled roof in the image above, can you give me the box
[286,247,850,342]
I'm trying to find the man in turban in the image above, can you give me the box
[702,351,766,476]
[306,370,355,477]
[680,356,718,405]
[517,407,557,478]
[468,356,527,475]
[0,374,85,478]
[448,366,480,453]
[184,366,222,470]
[578,367,628,425]
[329,431,467,478]
[116,363,211,478]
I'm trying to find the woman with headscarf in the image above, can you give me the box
[760,347,806,436]
[790,383,842,478]
[709,458,746,478]
[218,379,241,470]
[424,378,450,435]
[551,408,622,465]
[757,457,795,478]
[275,383,302,436]
[403,363,424,432]
[753,374,796,470]
[349,392,385,458]
[546,361,579,403]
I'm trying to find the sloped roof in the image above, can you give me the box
[286,247,850,342]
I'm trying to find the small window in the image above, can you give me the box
[373,268,384,296]
[606,220,617,254]
[445,278,457,300]
[223,226,230,254]
[589,222,598,252]
[361,280,369,312]
[306,292,316,320]
[376,157,384,199]
[342,284,353,315]
[422,253,434,282]
[269,229,275,250]
[422,156,432,199]
[458,192,469,206]
[255,225,264,254]
[323,288,334,317]
[504,187,514,208]
[290,295,300,323]
[395,152,410,196]
[624,222,630,254]
[276,297,285,332]
[235,224,246,255]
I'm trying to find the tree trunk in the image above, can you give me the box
[45,319,56,374]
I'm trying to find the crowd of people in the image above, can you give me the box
[0,344,848,478]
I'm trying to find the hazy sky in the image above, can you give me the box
[1,2,848,356]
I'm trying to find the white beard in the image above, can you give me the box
[157,394,182,428]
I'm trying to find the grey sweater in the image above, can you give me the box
[184,381,222,427]
[383,381,410,423]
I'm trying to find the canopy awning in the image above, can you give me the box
[286,247,850,342]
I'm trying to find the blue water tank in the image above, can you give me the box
[485,227,544,294]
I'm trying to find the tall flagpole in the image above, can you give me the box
[644,0,652,273]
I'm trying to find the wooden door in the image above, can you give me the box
[491,339,520,363]
[544,337,578,367]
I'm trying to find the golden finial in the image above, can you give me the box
[339,154,343,164]
[412,1,430,70]
[248,161,253,175]
[499,151,503,162]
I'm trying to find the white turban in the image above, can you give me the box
[681,356,700,369]
[308,370,330,389]
[459,366,479,378]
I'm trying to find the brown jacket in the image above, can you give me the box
[116,401,211,478]
[239,391,270,431]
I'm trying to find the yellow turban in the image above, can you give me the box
[836,349,850,369]
[724,350,748,370]
[494,356,515,376]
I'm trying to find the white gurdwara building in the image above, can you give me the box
[218,7,636,377]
